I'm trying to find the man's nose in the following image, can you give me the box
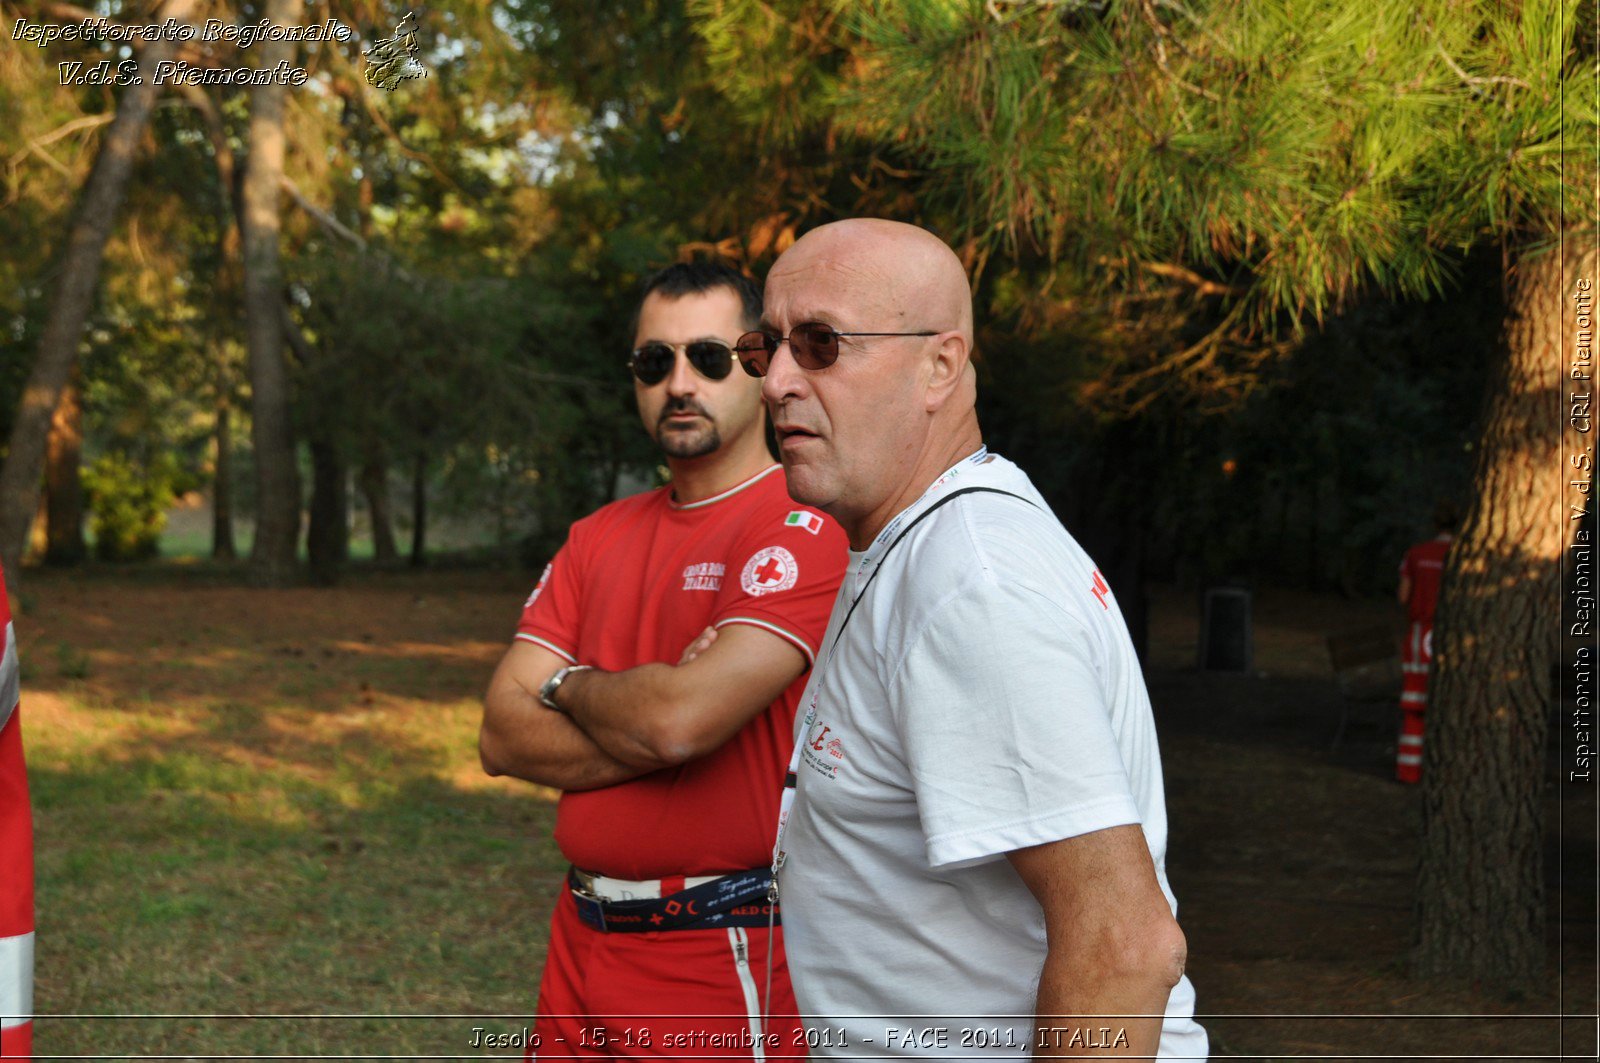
[760,338,803,406]
[664,348,699,396]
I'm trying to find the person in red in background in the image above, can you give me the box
[1396,500,1460,784]
[479,261,847,1058]
[1,562,34,1059]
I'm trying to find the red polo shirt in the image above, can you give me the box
[516,464,847,879]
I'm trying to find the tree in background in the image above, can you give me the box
[3,0,604,572]
[238,0,305,583]
[3,1,262,569]
[698,0,1592,988]
[0,0,199,576]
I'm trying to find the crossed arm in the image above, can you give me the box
[1008,825,1189,1059]
[479,624,806,790]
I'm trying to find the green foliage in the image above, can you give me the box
[696,0,1593,338]
[5,0,1547,588]
[289,245,643,561]
[0,5,102,446]
[82,451,196,562]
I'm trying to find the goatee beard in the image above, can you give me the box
[657,400,720,459]
[658,422,721,459]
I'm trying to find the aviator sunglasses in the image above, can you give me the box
[628,340,740,385]
[733,323,941,377]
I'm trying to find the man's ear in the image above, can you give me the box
[924,333,971,412]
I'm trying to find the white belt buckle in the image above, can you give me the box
[567,869,606,932]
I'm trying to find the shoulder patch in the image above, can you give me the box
[741,545,799,596]
[783,510,824,535]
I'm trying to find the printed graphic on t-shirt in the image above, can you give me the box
[741,545,799,596]
[1090,568,1111,610]
[784,510,824,535]
[681,561,725,592]
[800,717,845,779]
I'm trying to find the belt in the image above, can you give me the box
[567,866,779,933]
[570,868,722,901]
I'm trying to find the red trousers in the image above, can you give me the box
[1397,621,1432,784]
[531,889,802,1061]
[1,709,33,1060]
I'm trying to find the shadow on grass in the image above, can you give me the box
[31,757,566,1057]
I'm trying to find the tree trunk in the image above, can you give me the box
[409,451,427,567]
[359,459,397,562]
[0,0,199,576]
[306,437,348,585]
[172,84,241,565]
[43,379,86,566]
[1306,473,1321,590]
[1414,238,1584,989]
[241,0,306,584]
[212,400,237,560]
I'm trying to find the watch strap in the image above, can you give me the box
[539,664,592,710]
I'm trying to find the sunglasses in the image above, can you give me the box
[628,341,739,385]
[733,323,941,377]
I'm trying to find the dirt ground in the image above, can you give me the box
[1146,585,1597,1060]
[10,568,1597,1061]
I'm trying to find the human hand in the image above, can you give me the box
[678,625,718,665]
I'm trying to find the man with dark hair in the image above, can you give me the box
[481,260,846,1055]
[1395,499,1459,783]
[633,260,765,339]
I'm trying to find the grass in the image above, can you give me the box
[13,568,1591,1060]
[157,506,509,563]
[15,566,565,1058]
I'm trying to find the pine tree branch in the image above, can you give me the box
[1104,298,1254,402]
[15,142,75,180]
[277,179,421,290]
[7,114,114,164]
[1150,0,1208,34]
[1141,262,1244,298]
[1434,42,1530,95]
[1099,258,1248,298]
[279,300,315,369]
[317,37,464,195]
[1137,0,1218,101]
[279,176,367,251]
[985,0,1108,23]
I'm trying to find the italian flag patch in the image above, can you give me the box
[784,510,823,535]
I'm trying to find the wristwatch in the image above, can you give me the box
[538,664,593,710]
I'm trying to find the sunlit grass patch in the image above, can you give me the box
[17,569,564,1057]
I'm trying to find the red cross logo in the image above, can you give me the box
[1090,570,1110,610]
[742,545,799,596]
[649,912,663,926]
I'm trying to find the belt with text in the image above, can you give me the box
[568,866,778,933]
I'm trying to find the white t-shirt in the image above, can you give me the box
[778,450,1207,1060]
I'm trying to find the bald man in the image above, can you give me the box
[730,220,1207,1058]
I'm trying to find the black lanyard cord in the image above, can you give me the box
[825,486,1036,660]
